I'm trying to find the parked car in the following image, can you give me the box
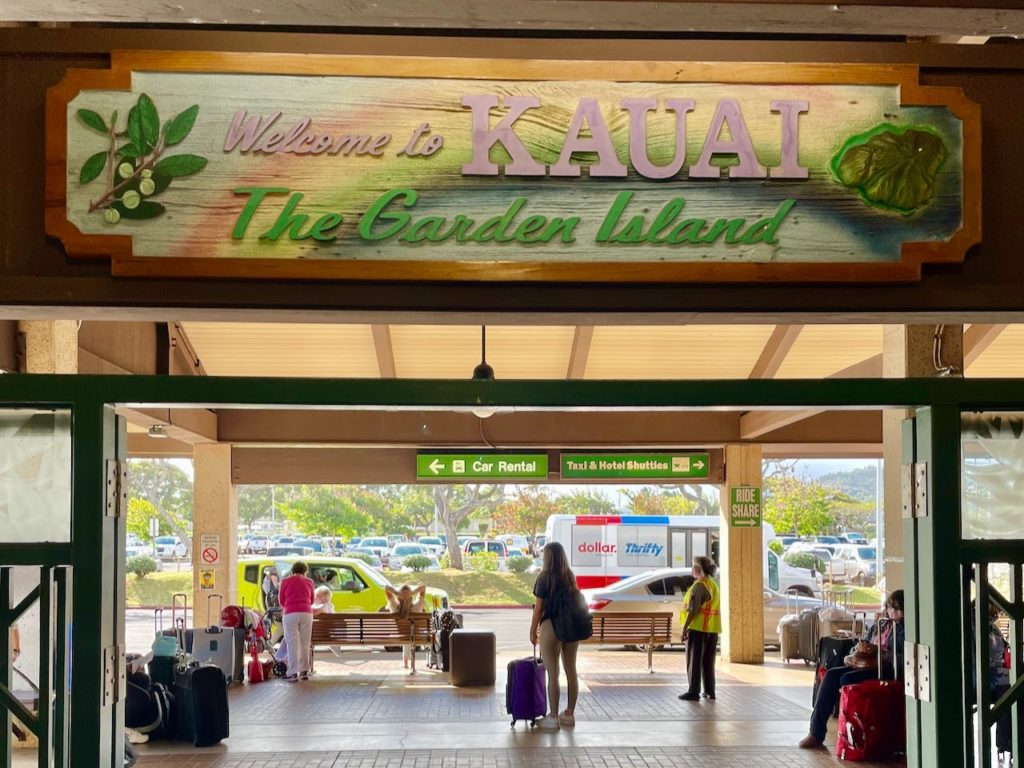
[360,537,392,565]
[293,538,323,552]
[534,535,546,553]
[462,539,508,570]
[497,534,531,556]
[388,543,429,570]
[266,545,313,557]
[813,535,841,546]
[248,536,271,554]
[581,568,822,646]
[346,546,383,569]
[347,537,363,549]
[416,536,444,555]
[399,554,441,573]
[237,556,449,625]
[387,534,407,545]
[830,544,878,585]
[153,535,187,559]
[775,534,800,548]
[843,531,869,545]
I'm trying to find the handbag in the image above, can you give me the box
[552,588,593,643]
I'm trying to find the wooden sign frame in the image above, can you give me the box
[46,51,981,283]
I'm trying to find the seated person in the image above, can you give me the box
[384,583,426,672]
[799,589,904,750]
[312,586,334,615]
[262,568,280,609]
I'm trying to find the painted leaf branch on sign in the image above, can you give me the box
[76,93,205,225]
[832,125,948,213]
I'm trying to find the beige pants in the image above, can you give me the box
[539,619,579,717]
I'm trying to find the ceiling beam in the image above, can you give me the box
[739,353,883,439]
[168,322,206,376]
[126,433,194,458]
[749,324,803,379]
[964,323,1009,369]
[567,326,594,380]
[3,2,1024,37]
[117,406,218,444]
[371,324,397,378]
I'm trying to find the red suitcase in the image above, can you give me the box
[836,618,905,761]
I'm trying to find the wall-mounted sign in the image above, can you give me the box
[729,486,762,528]
[47,52,979,282]
[416,453,548,480]
[561,453,710,479]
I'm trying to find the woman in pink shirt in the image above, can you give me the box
[277,561,315,681]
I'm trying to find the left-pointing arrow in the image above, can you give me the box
[429,459,444,475]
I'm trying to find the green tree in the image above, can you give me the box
[126,497,158,542]
[492,487,558,541]
[279,485,375,537]
[553,490,616,516]
[237,485,275,531]
[432,484,504,569]
[126,459,193,546]
[763,473,837,536]
[622,487,701,516]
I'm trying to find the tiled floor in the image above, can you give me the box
[14,648,904,767]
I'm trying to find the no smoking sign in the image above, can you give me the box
[199,534,221,566]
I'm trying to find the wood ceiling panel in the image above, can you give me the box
[180,322,380,377]
[966,324,1024,378]
[775,325,882,378]
[585,326,775,379]
[390,325,575,379]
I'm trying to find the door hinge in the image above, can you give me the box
[102,644,125,706]
[904,641,932,702]
[105,460,126,519]
[901,461,928,519]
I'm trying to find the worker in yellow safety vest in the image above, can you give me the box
[678,555,721,701]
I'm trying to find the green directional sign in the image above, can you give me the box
[560,453,710,479]
[729,486,762,528]
[416,453,548,480]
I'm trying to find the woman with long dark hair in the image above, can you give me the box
[529,541,580,730]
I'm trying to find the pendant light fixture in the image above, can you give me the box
[471,325,496,419]
[472,325,494,381]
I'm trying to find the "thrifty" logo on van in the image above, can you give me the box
[624,542,664,557]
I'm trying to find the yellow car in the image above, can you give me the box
[238,556,450,614]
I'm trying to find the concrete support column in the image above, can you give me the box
[17,320,78,373]
[720,443,764,664]
[881,325,963,591]
[192,444,237,627]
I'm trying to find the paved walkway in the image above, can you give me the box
[116,647,902,768]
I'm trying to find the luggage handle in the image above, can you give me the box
[171,592,189,629]
[207,593,224,629]
[875,617,899,681]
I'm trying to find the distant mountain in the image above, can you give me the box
[816,465,879,503]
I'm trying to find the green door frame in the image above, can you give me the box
[0,373,1021,768]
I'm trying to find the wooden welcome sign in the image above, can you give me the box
[46,52,980,282]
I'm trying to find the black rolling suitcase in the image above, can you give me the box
[811,635,856,706]
[173,663,229,746]
[430,609,464,672]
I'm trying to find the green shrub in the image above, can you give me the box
[439,551,452,569]
[127,555,158,579]
[403,555,433,572]
[768,539,784,555]
[467,551,499,572]
[784,551,823,572]
[347,552,377,566]
[507,555,532,573]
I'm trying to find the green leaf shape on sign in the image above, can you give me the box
[127,106,146,154]
[137,94,160,153]
[78,151,107,184]
[111,200,165,220]
[164,105,199,147]
[150,170,173,196]
[831,125,948,213]
[154,154,207,178]
[117,143,141,159]
[77,109,107,133]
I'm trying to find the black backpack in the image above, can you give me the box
[552,587,593,643]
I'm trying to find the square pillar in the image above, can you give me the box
[17,320,78,374]
[720,444,764,664]
[881,325,963,591]
[192,444,237,627]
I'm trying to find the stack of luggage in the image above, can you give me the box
[143,593,231,746]
[428,608,464,672]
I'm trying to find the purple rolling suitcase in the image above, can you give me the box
[506,650,547,727]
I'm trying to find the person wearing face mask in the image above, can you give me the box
[799,590,904,750]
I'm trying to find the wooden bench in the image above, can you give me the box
[311,612,433,671]
[582,611,674,673]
